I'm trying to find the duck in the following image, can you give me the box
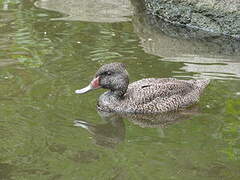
[75,62,209,113]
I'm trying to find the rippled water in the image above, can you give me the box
[0,0,240,179]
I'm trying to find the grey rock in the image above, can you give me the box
[142,0,240,38]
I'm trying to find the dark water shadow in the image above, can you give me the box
[0,163,15,180]
[74,107,199,148]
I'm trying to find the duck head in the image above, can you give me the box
[75,63,129,97]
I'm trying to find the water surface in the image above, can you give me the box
[0,0,240,179]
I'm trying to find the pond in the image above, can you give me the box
[0,0,240,179]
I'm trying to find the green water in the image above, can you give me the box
[0,0,240,179]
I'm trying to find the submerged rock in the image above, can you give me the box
[142,0,240,38]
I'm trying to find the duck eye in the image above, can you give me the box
[106,71,112,76]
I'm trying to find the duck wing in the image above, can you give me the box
[126,78,192,102]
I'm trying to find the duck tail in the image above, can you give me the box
[195,79,210,91]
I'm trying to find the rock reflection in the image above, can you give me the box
[35,0,133,22]
[74,107,198,148]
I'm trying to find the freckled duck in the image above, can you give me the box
[75,63,209,113]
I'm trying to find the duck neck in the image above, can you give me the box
[112,88,127,99]
[109,73,129,99]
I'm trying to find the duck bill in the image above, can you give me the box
[75,84,93,94]
[75,76,100,94]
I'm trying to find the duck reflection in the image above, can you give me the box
[74,111,125,148]
[74,107,199,148]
